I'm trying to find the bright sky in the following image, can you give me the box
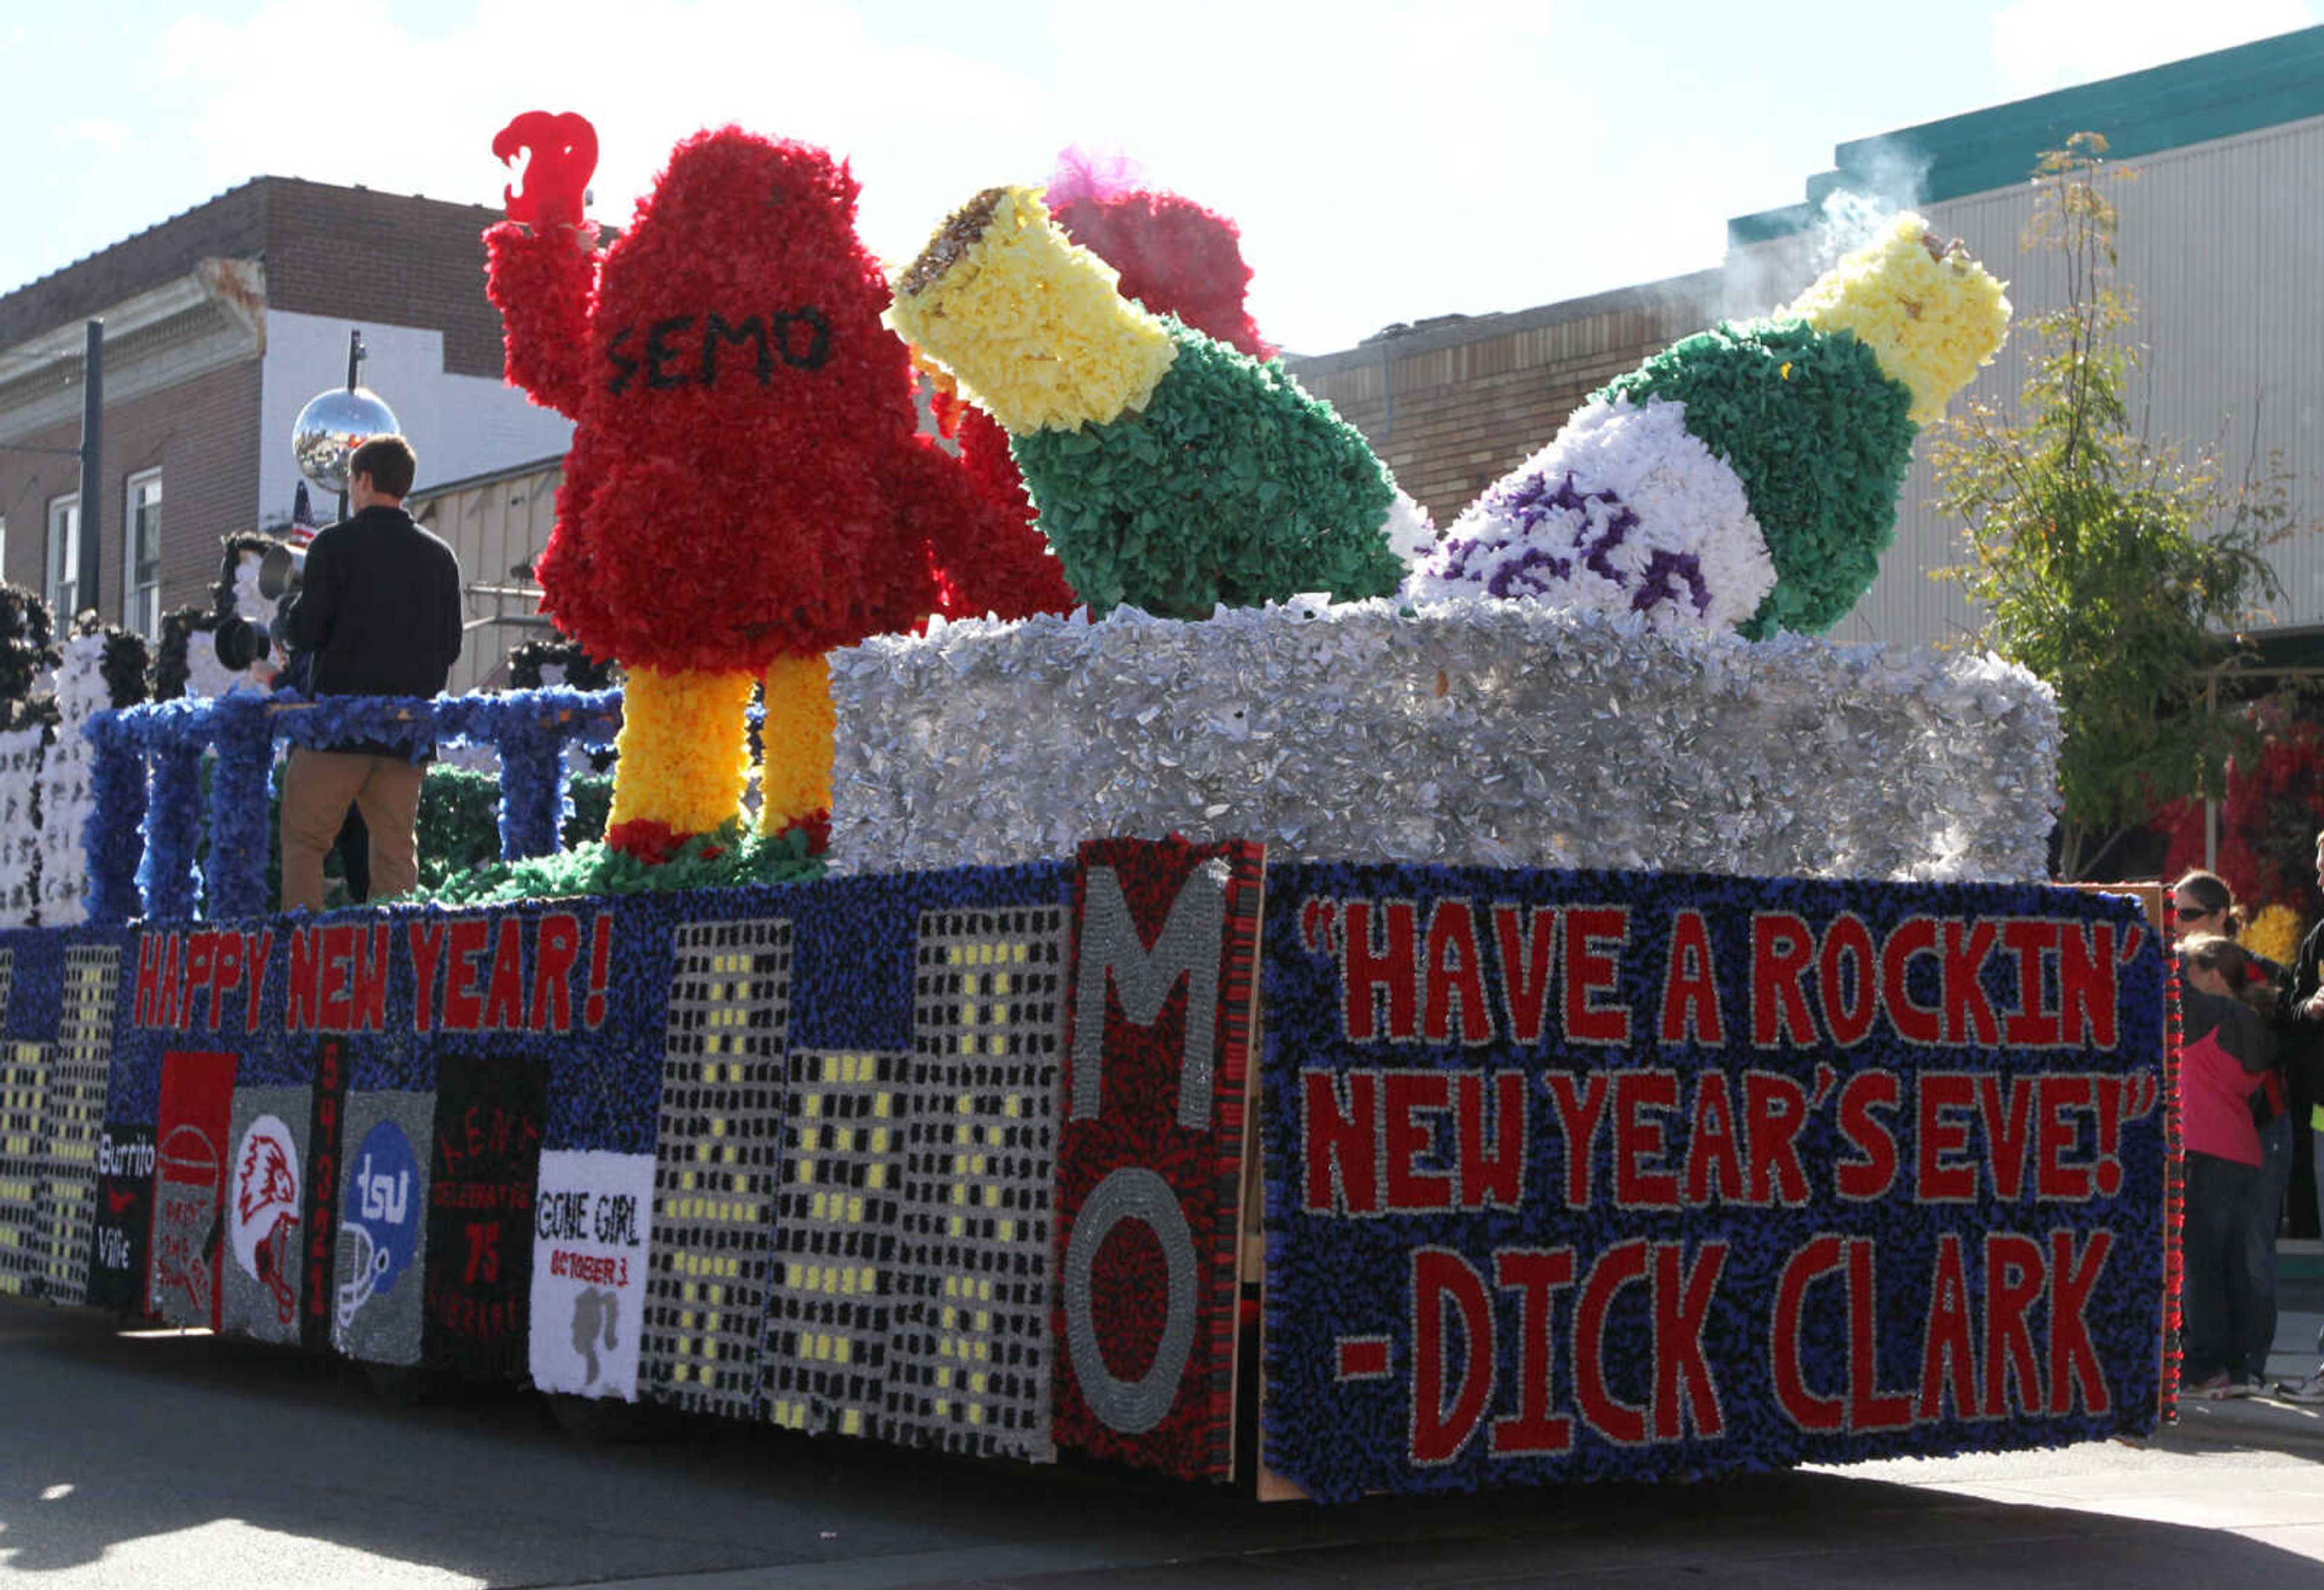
[3,0,2318,356]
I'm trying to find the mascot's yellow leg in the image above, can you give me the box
[606,664,755,855]
[757,652,834,839]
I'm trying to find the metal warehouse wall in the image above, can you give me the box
[409,456,563,696]
[1732,113,2324,652]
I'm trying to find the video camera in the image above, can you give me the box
[211,543,306,673]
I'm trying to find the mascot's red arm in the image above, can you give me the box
[484,111,601,419]
[904,415,1077,622]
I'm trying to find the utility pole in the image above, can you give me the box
[339,329,364,523]
[75,319,102,623]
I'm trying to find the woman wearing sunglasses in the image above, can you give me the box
[2176,932,2280,1396]
[2171,871,2292,1395]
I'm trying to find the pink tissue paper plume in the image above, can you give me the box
[1047,145,1147,208]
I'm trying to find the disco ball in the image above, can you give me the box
[292,387,401,494]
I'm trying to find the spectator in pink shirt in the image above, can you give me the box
[2177,933,2277,1397]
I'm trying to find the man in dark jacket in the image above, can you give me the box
[2272,829,2324,1401]
[276,434,463,911]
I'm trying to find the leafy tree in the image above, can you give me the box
[1931,132,2300,880]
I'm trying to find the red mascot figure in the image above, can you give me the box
[486,111,1051,859]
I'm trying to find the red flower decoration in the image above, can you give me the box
[2155,720,2324,918]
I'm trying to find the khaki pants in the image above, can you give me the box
[279,747,426,913]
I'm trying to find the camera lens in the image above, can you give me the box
[214,617,266,673]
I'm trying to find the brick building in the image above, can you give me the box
[1285,273,1718,530]
[0,178,570,641]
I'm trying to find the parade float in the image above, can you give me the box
[0,115,2174,1504]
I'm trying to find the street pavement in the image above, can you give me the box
[2,1278,2323,1589]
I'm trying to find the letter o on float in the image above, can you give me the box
[1064,1166,1199,1434]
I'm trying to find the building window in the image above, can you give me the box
[45,494,79,624]
[125,470,162,638]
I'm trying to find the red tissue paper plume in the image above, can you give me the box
[1052,186,1273,360]
[930,167,1279,613]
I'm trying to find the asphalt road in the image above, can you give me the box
[2,1299,2322,1589]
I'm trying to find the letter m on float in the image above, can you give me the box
[1054,838,1265,1484]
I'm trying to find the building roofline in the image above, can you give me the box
[0,176,270,309]
[0,175,508,350]
[407,451,566,504]
[1728,24,2324,246]
[1285,268,1723,375]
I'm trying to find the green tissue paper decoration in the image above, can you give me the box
[1010,321,1404,618]
[1599,319,1917,638]
[427,818,824,907]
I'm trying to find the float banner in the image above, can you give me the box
[300,1038,350,1352]
[334,1090,433,1366]
[221,1084,312,1343]
[530,1150,652,1400]
[1258,865,2169,1502]
[86,1123,154,1315]
[148,1049,238,1330]
[423,1056,547,1380]
[1054,837,1263,1482]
